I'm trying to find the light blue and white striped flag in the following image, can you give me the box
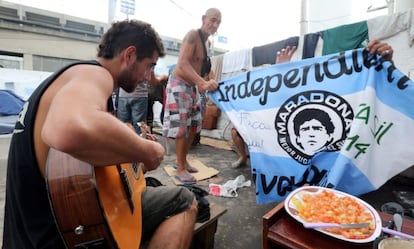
[208,48,414,204]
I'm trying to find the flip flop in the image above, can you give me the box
[175,174,197,185]
[186,164,199,173]
[173,164,199,173]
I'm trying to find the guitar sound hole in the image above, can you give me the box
[131,162,141,179]
[132,163,138,173]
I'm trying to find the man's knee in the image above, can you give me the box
[178,187,198,217]
[189,198,198,215]
[180,187,198,218]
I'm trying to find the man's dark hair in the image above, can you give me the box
[293,108,335,136]
[98,19,165,60]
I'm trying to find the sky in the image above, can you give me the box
[3,0,388,50]
[132,0,303,50]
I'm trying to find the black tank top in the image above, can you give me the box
[2,60,107,249]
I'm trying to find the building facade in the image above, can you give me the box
[0,2,106,72]
[0,1,226,74]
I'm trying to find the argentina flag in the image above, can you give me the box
[208,48,414,204]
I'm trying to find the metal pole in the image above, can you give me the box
[300,0,308,35]
[211,33,216,57]
[108,0,117,24]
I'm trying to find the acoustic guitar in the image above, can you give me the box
[46,148,146,249]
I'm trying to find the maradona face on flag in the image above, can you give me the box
[275,91,352,165]
[208,48,413,204]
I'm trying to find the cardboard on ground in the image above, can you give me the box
[164,159,219,185]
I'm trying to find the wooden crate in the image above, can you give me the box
[190,203,227,249]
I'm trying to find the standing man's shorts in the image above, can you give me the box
[162,75,202,138]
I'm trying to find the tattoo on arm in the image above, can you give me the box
[186,34,195,44]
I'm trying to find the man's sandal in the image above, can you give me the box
[175,174,197,185]
[186,164,199,173]
[173,164,199,173]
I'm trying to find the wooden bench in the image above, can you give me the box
[190,202,227,249]
[262,202,414,249]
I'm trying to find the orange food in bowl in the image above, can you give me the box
[296,189,375,239]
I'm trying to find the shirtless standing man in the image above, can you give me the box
[163,8,221,184]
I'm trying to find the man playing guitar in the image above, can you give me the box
[2,19,197,249]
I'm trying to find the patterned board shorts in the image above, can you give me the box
[162,75,202,138]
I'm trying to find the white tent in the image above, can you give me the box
[0,68,51,100]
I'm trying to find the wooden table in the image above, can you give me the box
[262,202,414,249]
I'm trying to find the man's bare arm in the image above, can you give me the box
[42,65,164,169]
